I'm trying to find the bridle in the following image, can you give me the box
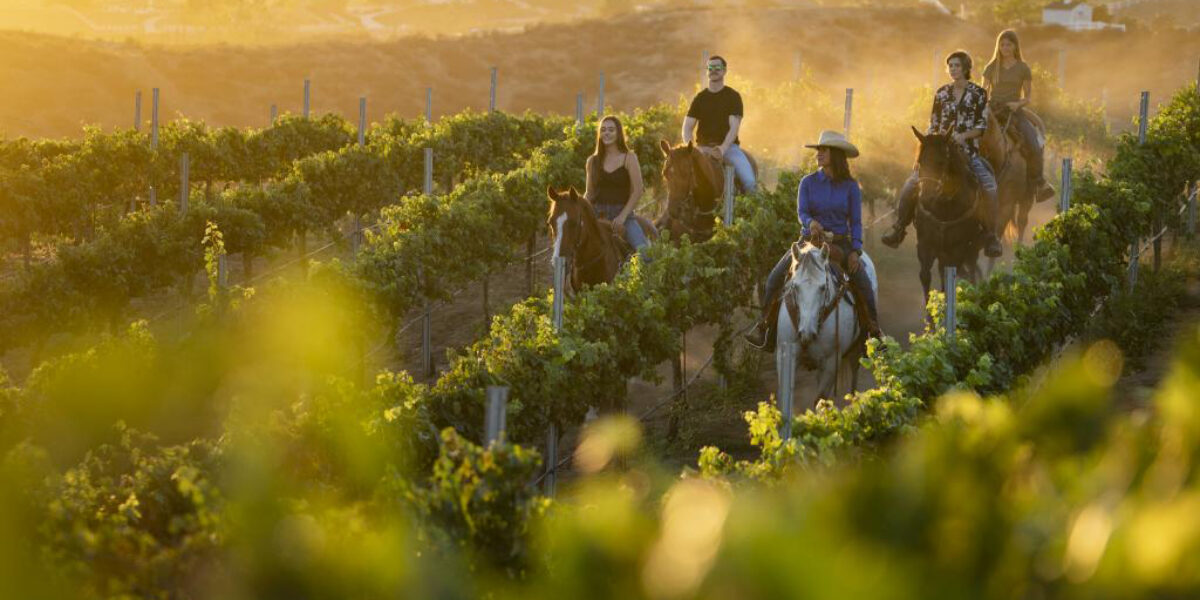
[552,202,612,288]
[665,150,716,228]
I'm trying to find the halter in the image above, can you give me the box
[665,150,716,234]
[786,243,853,349]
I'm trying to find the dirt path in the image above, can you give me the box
[1113,273,1200,410]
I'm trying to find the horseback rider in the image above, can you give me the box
[585,115,651,258]
[744,131,881,349]
[882,50,1004,259]
[682,55,757,193]
[982,29,1056,203]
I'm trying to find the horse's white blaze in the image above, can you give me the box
[551,212,568,262]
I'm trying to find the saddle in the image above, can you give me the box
[600,215,658,260]
[993,106,1047,152]
[758,238,876,352]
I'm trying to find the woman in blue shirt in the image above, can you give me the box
[745,130,880,348]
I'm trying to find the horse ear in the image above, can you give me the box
[790,242,803,263]
[911,126,925,143]
[659,139,671,157]
[568,187,581,201]
[546,185,558,200]
[820,245,830,260]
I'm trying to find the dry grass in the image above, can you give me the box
[1,5,1196,140]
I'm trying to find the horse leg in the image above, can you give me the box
[815,353,839,404]
[775,310,800,418]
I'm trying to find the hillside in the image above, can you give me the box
[2,5,1196,139]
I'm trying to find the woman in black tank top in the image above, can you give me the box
[584,116,650,255]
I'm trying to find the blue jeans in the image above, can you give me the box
[967,156,999,233]
[723,143,757,193]
[595,203,650,255]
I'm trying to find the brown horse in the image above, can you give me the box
[547,186,623,293]
[655,140,728,243]
[981,109,1047,249]
[911,127,985,303]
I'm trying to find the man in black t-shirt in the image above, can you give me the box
[682,55,756,192]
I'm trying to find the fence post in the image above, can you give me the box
[597,71,605,115]
[546,256,567,496]
[487,66,496,113]
[944,266,957,342]
[1128,241,1139,291]
[485,386,508,445]
[270,104,277,125]
[723,165,735,226]
[843,88,854,137]
[134,91,141,131]
[1138,91,1149,145]
[149,187,156,207]
[303,79,311,118]
[552,257,566,330]
[179,153,189,215]
[793,50,802,80]
[1059,157,1072,213]
[358,97,366,146]
[151,88,159,149]
[424,148,433,196]
[425,87,432,124]
[575,92,584,131]
[777,340,796,440]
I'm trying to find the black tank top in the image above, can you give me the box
[595,159,631,207]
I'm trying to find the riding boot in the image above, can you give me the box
[982,170,1004,258]
[882,173,919,248]
[743,297,781,351]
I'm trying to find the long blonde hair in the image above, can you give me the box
[984,29,1024,84]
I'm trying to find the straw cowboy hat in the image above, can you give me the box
[804,130,859,158]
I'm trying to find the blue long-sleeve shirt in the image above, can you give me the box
[797,169,863,252]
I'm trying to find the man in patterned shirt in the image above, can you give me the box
[882,50,1003,258]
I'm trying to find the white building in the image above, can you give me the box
[1042,1,1126,31]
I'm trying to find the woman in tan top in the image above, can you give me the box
[982,29,1055,202]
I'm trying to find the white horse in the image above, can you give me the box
[776,241,878,413]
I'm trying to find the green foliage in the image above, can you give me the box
[38,425,224,600]
[402,429,547,575]
[701,82,1200,481]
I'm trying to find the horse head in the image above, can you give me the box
[911,126,969,208]
[547,185,588,263]
[658,140,719,238]
[786,241,833,346]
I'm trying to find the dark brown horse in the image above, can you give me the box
[547,186,624,293]
[911,127,985,304]
[655,140,729,243]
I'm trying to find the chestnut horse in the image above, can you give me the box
[981,109,1047,250]
[656,140,757,243]
[547,186,624,293]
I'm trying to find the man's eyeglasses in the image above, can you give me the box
[707,65,725,72]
